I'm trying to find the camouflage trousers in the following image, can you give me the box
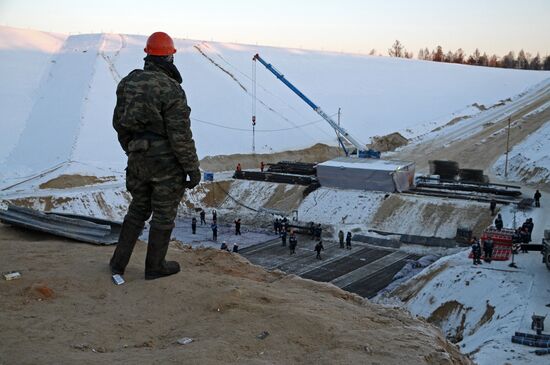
[124,152,186,229]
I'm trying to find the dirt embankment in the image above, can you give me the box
[0,224,472,365]
[39,174,116,189]
[199,143,342,172]
[395,91,550,174]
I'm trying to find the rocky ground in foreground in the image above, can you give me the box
[0,223,471,365]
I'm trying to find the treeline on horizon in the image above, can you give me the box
[383,40,550,70]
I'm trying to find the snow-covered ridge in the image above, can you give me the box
[1,26,549,179]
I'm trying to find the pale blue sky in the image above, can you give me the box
[1,0,549,56]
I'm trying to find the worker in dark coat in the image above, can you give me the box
[309,222,315,238]
[200,210,206,225]
[314,224,322,240]
[273,218,279,234]
[338,230,345,248]
[526,218,534,242]
[489,199,497,216]
[212,209,217,223]
[220,241,229,251]
[483,238,493,263]
[260,161,265,172]
[346,232,352,250]
[109,31,201,280]
[314,241,324,259]
[234,218,241,235]
[494,214,503,231]
[281,230,287,247]
[289,231,297,255]
[191,217,197,234]
[211,222,218,241]
[232,242,239,253]
[534,190,542,208]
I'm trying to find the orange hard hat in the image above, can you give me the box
[144,32,176,56]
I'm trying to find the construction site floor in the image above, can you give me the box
[241,237,420,299]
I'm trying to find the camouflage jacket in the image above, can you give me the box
[113,61,199,172]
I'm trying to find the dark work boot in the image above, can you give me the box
[145,225,180,280]
[109,219,144,275]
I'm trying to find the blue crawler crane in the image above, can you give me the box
[253,53,380,158]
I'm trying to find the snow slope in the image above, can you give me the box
[385,250,550,365]
[493,119,550,185]
[1,26,549,179]
[0,27,66,162]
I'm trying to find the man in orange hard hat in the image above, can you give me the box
[110,32,201,280]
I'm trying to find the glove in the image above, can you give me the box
[185,169,201,189]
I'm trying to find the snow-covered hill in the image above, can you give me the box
[1,26,549,179]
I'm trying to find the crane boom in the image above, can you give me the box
[253,53,379,158]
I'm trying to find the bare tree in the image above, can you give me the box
[453,48,465,64]
[388,40,405,57]
[423,47,431,60]
[517,50,529,69]
[502,51,516,68]
[530,53,541,70]
[432,46,444,62]
[543,55,550,70]
[488,54,499,67]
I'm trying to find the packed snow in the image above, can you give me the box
[1,26,549,180]
[493,120,550,185]
[385,249,550,365]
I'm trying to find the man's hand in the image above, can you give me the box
[185,169,201,189]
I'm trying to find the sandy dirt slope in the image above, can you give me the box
[394,89,550,175]
[0,224,471,365]
[199,143,342,172]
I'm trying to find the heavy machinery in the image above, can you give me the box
[252,53,380,158]
[542,231,550,270]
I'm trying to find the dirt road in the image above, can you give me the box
[0,224,471,365]
[394,80,550,175]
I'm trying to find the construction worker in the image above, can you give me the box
[232,242,239,253]
[273,218,279,235]
[234,218,241,235]
[314,240,324,260]
[534,190,542,208]
[191,217,197,234]
[494,214,503,231]
[338,230,344,248]
[489,199,497,216]
[281,229,287,246]
[346,232,352,250]
[483,238,493,263]
[211,222,218,241]
[289,231,297,255]
[314,224,322,240]
[260,161,265,172]
[236,163,242,172]
[220,241,229,251]
[200,210,206,225]
[109,31,200,280]
[212,209,217,223]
